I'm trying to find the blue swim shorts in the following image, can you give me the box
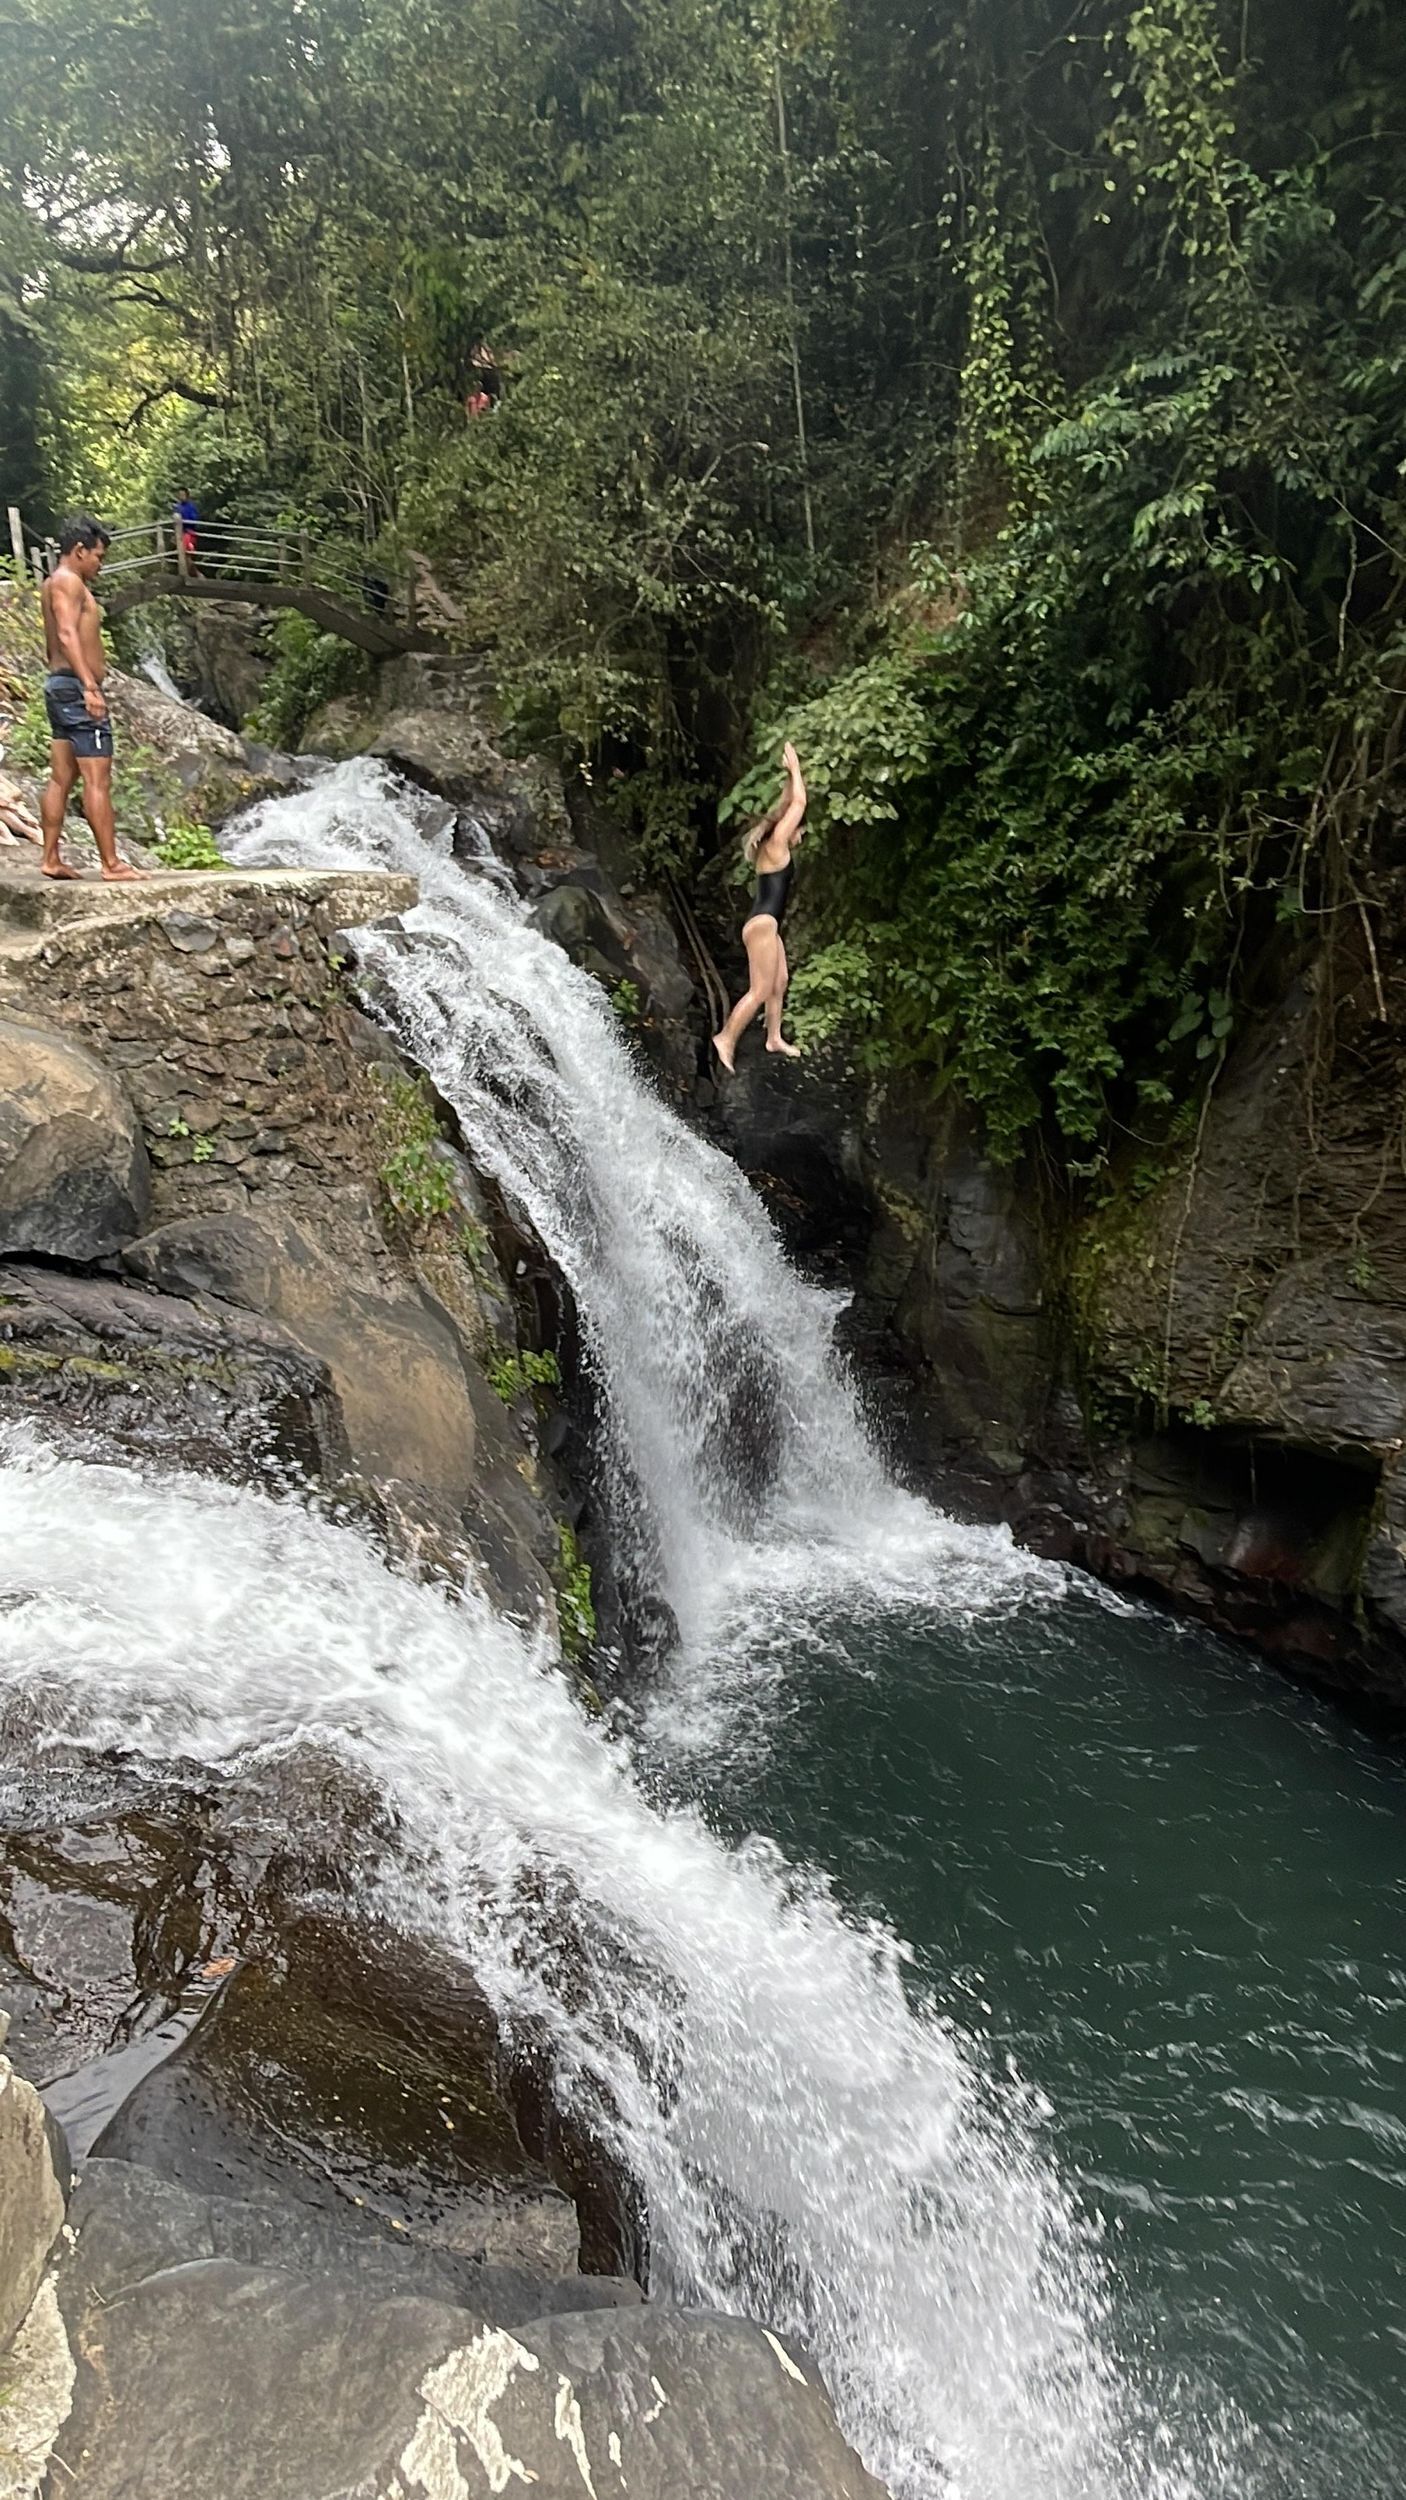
[43,672,115,762]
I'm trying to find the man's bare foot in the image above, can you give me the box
[101,861,147,881]
[766,1037,802,1057]
[41,861,84,880]
[711,1030,737,1073]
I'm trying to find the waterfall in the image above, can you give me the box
[0,1426,1239,2500]
[223,762,1053,1683]
[130,618,187,706]
[0,758,1248,2499]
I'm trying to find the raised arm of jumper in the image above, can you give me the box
[775,740,807,843]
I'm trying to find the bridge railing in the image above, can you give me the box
[12,511,419,630]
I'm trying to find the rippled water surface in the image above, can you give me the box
[653,1591,1406,2493]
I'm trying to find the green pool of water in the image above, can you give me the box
[659,1588,1406,2493]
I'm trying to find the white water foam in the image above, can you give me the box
[0,1426,1244,2500]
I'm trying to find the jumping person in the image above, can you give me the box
[39,515,143,883]
[712,741,806,1071]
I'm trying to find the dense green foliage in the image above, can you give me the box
[4,0,1404,1163]
[726,1,1406,1161]
[246,615,373,750]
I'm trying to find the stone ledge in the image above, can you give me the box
[0,862,418,942]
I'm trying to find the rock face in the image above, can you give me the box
[36,2164,884,2500]
[184,603,272,729]
[851,1091,1050,1477]
[123,1207,484,1499]
[0,1798,887,2500]
[306,651,570,854]
[0,2017,67,2348]
[1058,925,1406,1694]
[0,862,566,1613]
[0,1016,151,1260]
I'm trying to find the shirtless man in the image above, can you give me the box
[39,514,142,882]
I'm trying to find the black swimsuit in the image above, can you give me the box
[749,860,793,931]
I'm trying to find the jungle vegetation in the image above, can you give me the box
[4,0,1405,1165]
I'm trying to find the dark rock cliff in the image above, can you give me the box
[708,919,1406,1709]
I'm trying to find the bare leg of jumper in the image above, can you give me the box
[712,914,779,1073]
[765,931,799,1055]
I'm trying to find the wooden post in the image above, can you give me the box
[7,507,24,574]
[155,517,167,568]
[299,529,311,584]
[31,548,45,588]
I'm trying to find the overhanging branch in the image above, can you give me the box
[121,378,230,431]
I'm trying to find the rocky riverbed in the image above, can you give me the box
[0,834,886,2496]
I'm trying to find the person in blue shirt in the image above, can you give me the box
[175,493,199,567]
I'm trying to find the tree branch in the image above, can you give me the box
[111,282,210,341]
[121,378,230,432]
[58,249,177,277]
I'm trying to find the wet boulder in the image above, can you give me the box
[36,2167,888,2500]
[89,1920,584,2279]
[0,1774,638,2309]
[0,2015,68,2348]
[529,878,698,1089]
[122,1204,480,1500]
[0,1016,151,1261]
[0,1261,346,1483]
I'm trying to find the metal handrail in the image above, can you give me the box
[9,503,432,648]
[99,525,407,612]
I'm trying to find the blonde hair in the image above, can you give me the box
[742,799,783,865]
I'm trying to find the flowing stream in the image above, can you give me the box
[2,760,1400,2498]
